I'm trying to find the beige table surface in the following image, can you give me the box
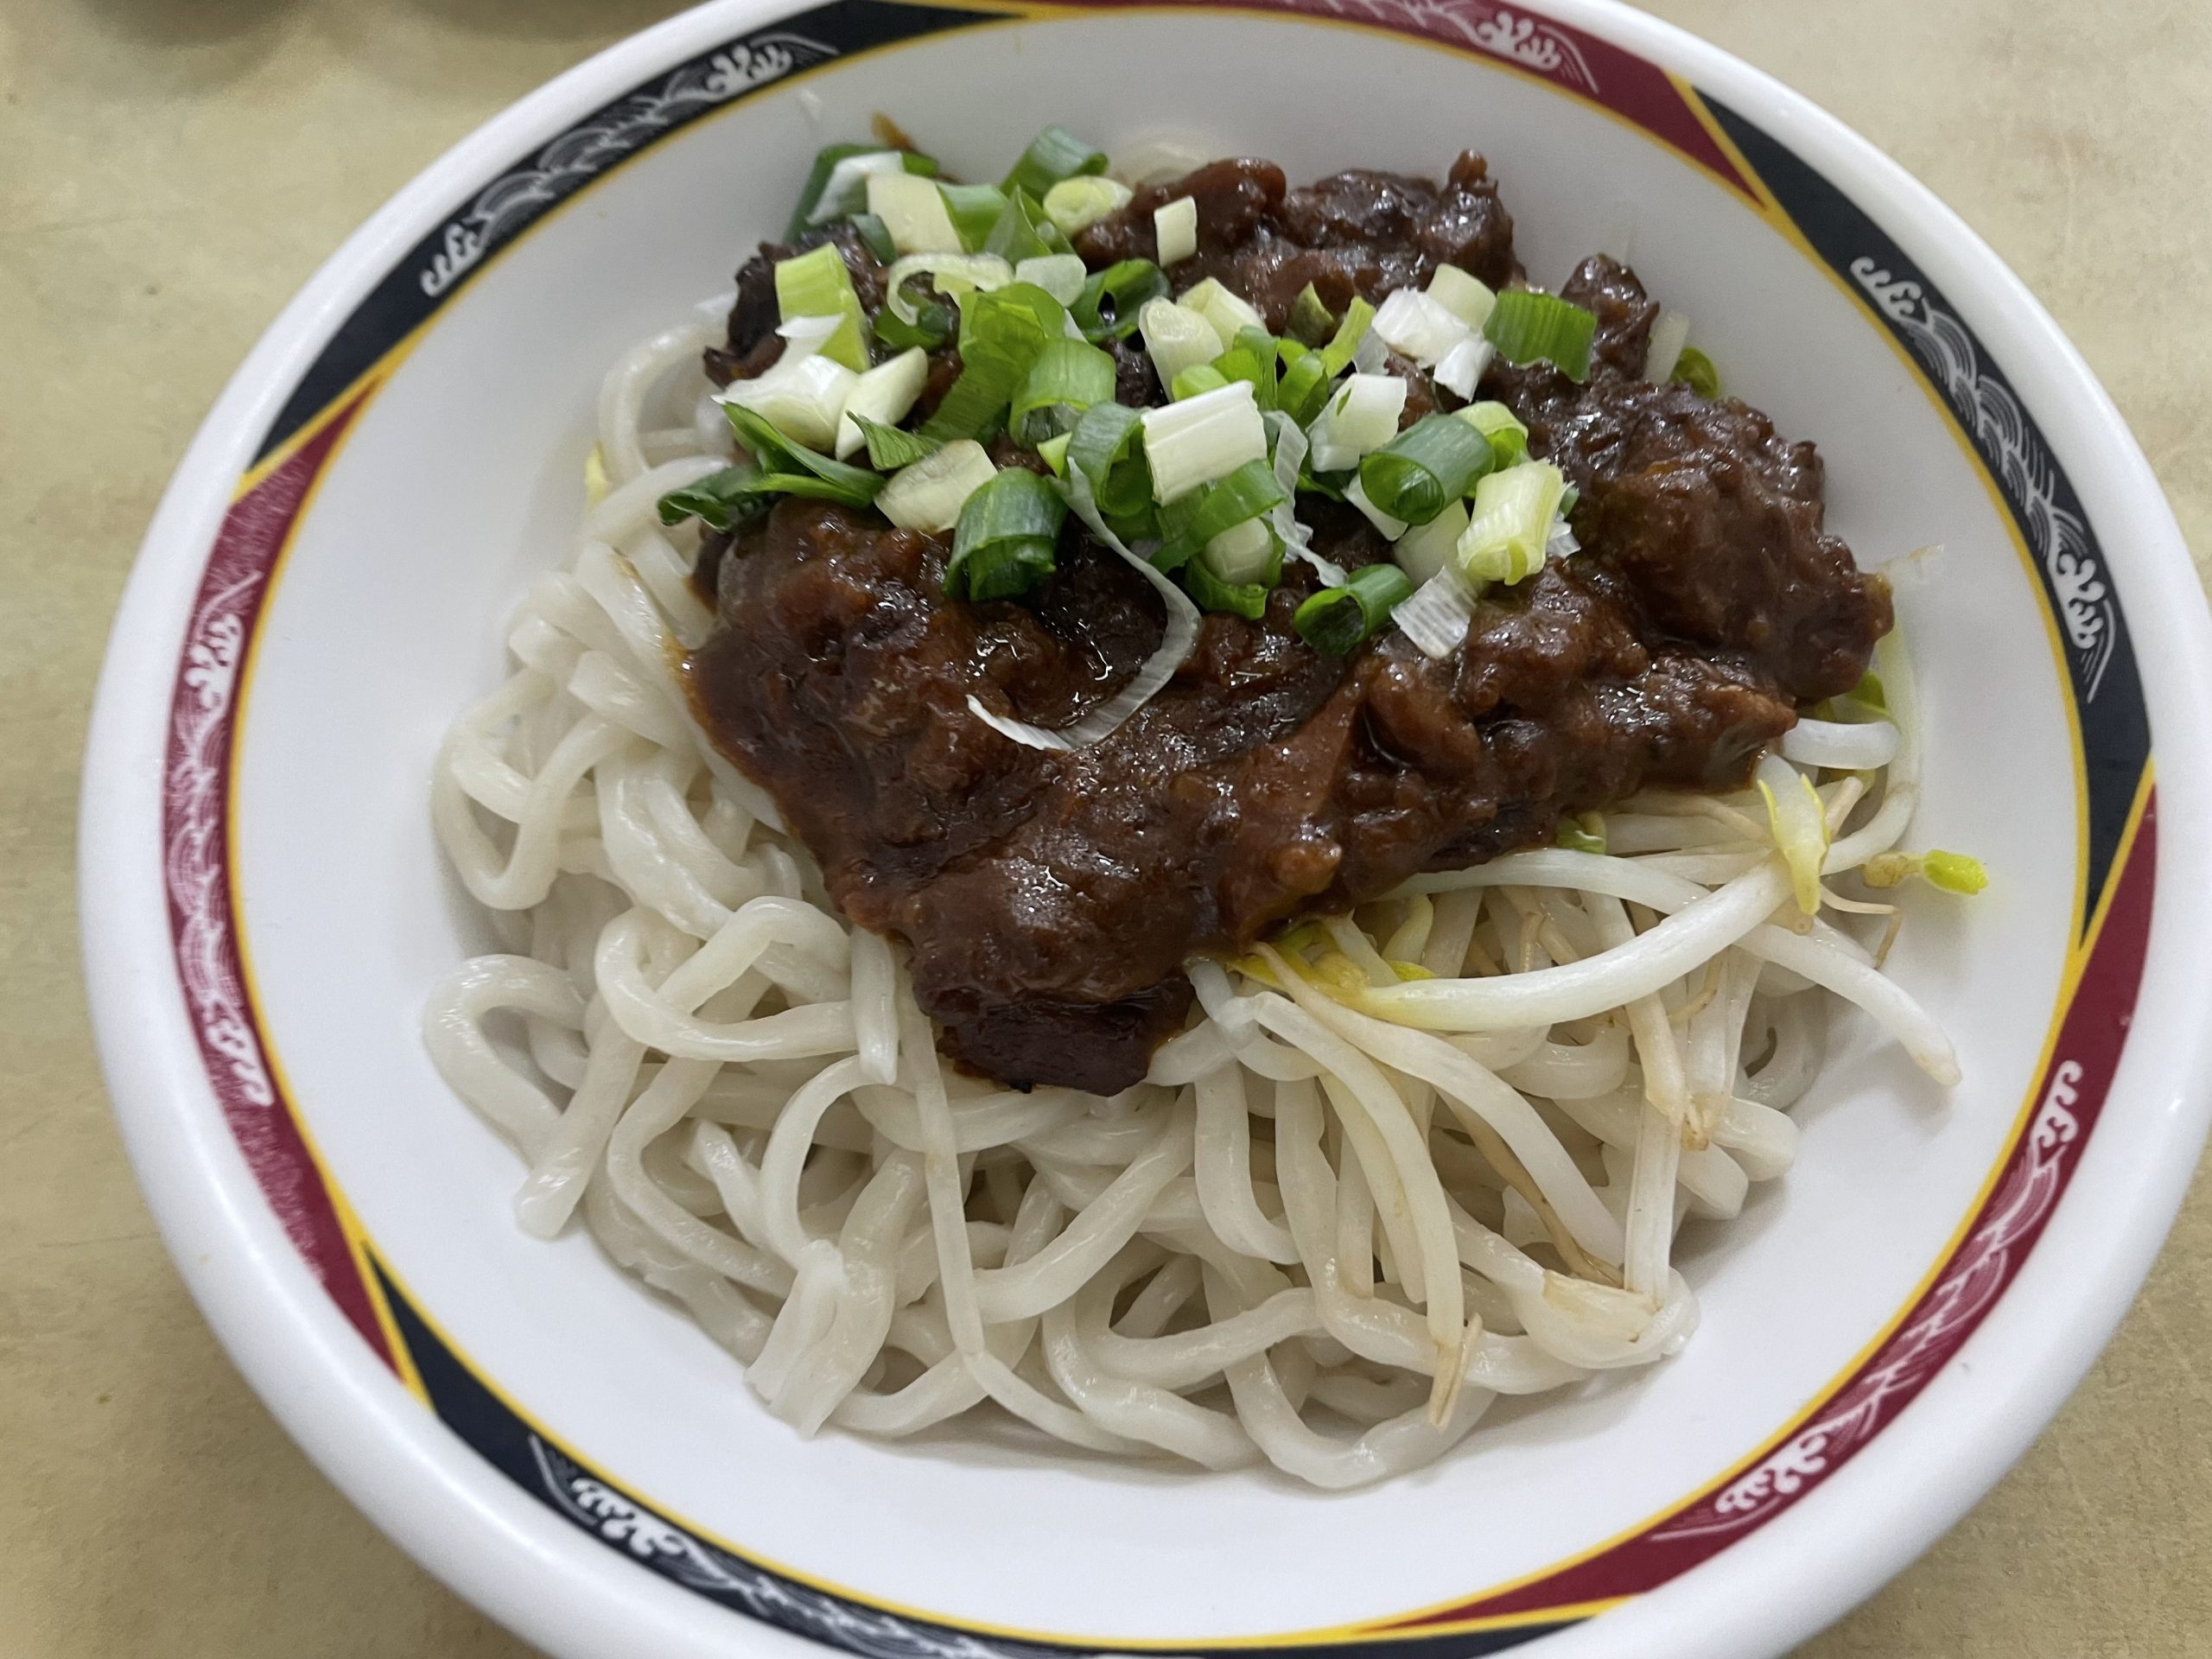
[4,0,2208,1653]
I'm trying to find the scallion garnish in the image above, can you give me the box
[1003,125,1109,202]
[1153,457,1287,571]
[1154,196,1198,266]
[1288,284,1338,347]
[868,170,964,257]
[1392,499,1468,585]
[1427,264,1497,330]
[1141,379,1267,505]
[874,296,954,353]
[1294,564,1414,655]
[848,212,898,264]
[1453,400,1529,469]
[1139,297,1225,393]
[1013,253,1088,306]
[847,412,941,470]
[1171,364,1230,401]
[1075,260,1169,342]
[984,188,1076,265]
[785,144,938,240]
[1483,289,1598,381]
[1357,414,1496,525]
[1305,372,1407,474]
[921,282,1067,442]
[1066,401,1153,520]
[882,251,1013,325]
[1278,296,1377,425]
[1672,345,1721,398]
[834,347,931,459]
[721,404,887,502]
[773,243,869,372]
[946,466,1066,601]
[656,461,775,533]
[1010,337,1116,447]
[877,439,997,532]
[1455,459,1567,585]
[1043,175,1134,238]
[717,351,857,453]
[938,182,1010,253]
[1180,278,1265,346]
[1184,530,1281,619]
[1214,326,1281,412]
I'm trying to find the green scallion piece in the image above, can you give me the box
[984,188,1075,265]
[1455,400,1529,469]
[1184,544,1281,619]
[720,404,887,504]
[1010,337,1116,448]
[1278,296,1378,424]
[1672,345,1720,398]
[1214,326,1281,412]
[1038,431,1072,475]
[1316,296,1377,378]
[1483,289,1598,381]
[1154,458,1287,572]
[874,293,955,353]
[1073,259,1170,343]
[785,145,938,241]
[1357,415,1496,526]
[1294,564,1414,655]
[1288,284,1338,347]
[921,282,1067,442]
[773,242,870,372]
[946,466,1065,601]
[938,182,1010,253]
[1003,124,1109,203]
[848,212,898,264]
[1172,363,1230,401]
[656,461,775,533]
[848,413,942,470]
[1066,400,1154,521]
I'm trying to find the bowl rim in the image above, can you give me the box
[77,2,2212,1656]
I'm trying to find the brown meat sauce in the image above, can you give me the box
[689,155,1891,1094]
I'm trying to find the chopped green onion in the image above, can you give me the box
[984,188,1074,265]
[834,346,931,459]
[1003,125,1109,202]
[1011,337,1116,447]
[1456,459,1566,585]
[1037,431,1071,475]
[1315,296,1377,378]
[786,144,938,240]
[1306,372,1407,473]
[1484,289,1597,381]
[874,297,954,353]
[1074,259,1169,343]
[847,212,897,264]
[1427,265,1497,331]
[1279,296,1379,425]
[1141,379,1266,505]
[1181,278,1265,346]
[1864,849,1988,895]
[1344,476,1407,539]
[1172,363,1230,401]
[1554,811,1606,855]
[1453,400,1529,469]
[656,462,774,533]
[1139,297,1224,393]
[1044,175,1134,237]
[947,466,1066,601]
[1373,288,1474,367]
[921,282,1066,442]
[868,169,964,256]
[1392,498,1468,585]
[1013,253,1088,306]
[876,439,996,532]
[721,403,885,503]
[1643,309,1690,383]
[882,251,1013,324]
[1154,196,1198,265]
[847,412,941,470]
[1358,414,1496,525]
[1066,401,1153,520]
[1288,284,1338,347]
[938,182,1010,252]
[717,352,858,454]
[1154,457,1286,569]
[1212,326,1281,412]
[1672,345,1721,398]
[1199,513,1279,584]
[1294,564,1413,655]
[774,243,868,372]
[1185,533,1281,618]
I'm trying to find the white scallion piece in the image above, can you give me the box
[1427,264,1497,330]
[1042,175,1135,236]
[1262,410,1346,586]
[1138,297,1224,392]
[1781,716,1901,772]
[876,441,997,532]
[1352,326,1390,374]
[1014,254,1089,306]
[1433,336,1494,400]
[1345,476,1408,539]
[1372,288,1475,367]
[833,347,929,459]
[1643,309,1691,384]
[1180,277,1265,344]
[1394,566,1484,658]
[1395,499,1470,585]
[868,169,963,255]
[1203,517,1275,583]
[1306,372,1407,473]
[1141,379,1266,503]
[716,350,856,452]
[1154,196,1199,266]
[882,253,1013,322]
[811,151,904,224]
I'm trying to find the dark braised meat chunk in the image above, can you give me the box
[690,158,1889,1094]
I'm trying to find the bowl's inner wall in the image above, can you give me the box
[231,15,2074,1638]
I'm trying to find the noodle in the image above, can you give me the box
[422,314,1955,1487]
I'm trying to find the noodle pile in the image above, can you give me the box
[424,314,1956,1488]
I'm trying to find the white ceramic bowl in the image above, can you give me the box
[80,3,2212,1656]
